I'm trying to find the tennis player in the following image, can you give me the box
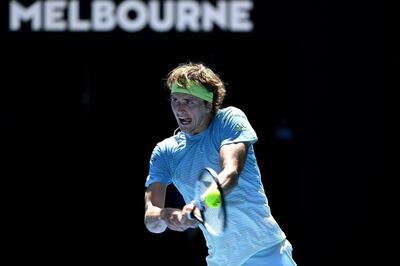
[144,62,297,265]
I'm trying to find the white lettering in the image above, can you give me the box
[44,0,67,31]
[9,0,254,33]
[9,1,41,31]
[92,1,116,31]
[117,1,147,32]
[148,0,174,32]
[69,0,90,31]
[176,1,200,32]
[230,0,253,32]
[202,1,227,32]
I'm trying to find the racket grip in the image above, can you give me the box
[187,199,204,221]
[187,210,195,220]
[187,206,203,223]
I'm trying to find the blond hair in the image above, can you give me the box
[166,62,226,114]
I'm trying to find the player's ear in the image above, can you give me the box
[206,102,212,112]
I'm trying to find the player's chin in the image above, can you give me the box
[178,123,194,133]
[178,125,189,133]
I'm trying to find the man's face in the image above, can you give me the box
[170,92,212,135]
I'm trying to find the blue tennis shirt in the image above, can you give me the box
[145,106,286,266]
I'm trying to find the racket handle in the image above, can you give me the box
[187,210,195,220]
[187,206,203,223]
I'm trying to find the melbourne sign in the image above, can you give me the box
[9,0,254,32]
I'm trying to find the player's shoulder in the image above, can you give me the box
[150,134,178,160]
[217,106,247,119]
[157,135,177,147]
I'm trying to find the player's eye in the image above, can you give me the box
[185,99,194,105]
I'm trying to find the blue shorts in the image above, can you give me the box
[242,240,297,266]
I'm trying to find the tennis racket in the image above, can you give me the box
[188,167,226,236]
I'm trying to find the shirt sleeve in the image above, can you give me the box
[145,143,172,187]
[218,107,258,147]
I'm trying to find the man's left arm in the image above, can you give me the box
[217,142,249,195]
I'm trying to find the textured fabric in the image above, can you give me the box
[145,106,286,266]
[242,240,297,266]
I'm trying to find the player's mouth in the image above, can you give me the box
[179,117,192,126]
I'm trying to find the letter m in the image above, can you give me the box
[10,1,41,31]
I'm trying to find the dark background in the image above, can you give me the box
[1,0,383,265]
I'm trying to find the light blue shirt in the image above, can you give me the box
[146,106,286,266]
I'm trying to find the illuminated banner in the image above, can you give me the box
[9,0,254,32]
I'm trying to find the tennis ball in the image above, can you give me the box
[204,189,222,208]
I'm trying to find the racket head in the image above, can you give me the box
[191,167,226,236]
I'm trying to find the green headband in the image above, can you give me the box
[171,81,213,103]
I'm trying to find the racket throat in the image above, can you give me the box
[188,205,204,223]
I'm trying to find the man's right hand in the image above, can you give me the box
[163,207,198,231]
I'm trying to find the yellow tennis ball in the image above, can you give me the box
[205,189,222,208]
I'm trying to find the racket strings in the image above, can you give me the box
[196,168,226,235]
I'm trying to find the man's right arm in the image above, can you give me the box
[144,182,199,233]
[144,183,168,233]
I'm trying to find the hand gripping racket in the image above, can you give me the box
[188,167,226,236]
